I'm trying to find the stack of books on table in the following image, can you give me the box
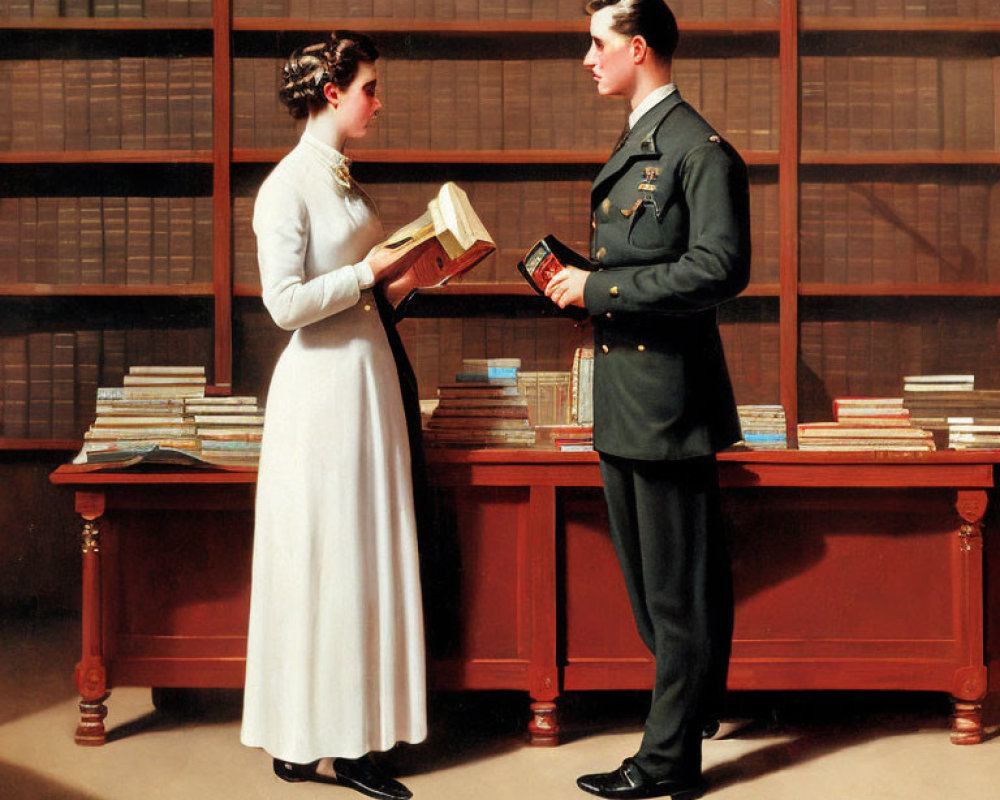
[423,358,535,447]
[72,366,265,468]
[186,396,265,466]
[571,347,594,427]
[552,426,594,452]
[736,405,787,450]
[903,375,1000,447]
[798,395,935,451]
[948,420,1000,450]
[516,370,573,427]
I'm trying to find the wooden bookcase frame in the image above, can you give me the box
[2,4,998,448]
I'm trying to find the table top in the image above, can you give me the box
[50,447,1000,489]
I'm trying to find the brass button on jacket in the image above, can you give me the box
[601,344,609,354]
[637,344,645,352]
[596,247,607,261]
[609,285,620,297]
[605,312,613,319]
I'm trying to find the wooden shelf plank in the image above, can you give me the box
[0,284,214,297]
[800,17,1000,34]
[235,282,780,299]
[0,17,212,31]
[801,150,1000,166]
[0,439,80,451]
[800,283,1000,297]
[235,148,781,166]
[0,150,213,165]
[231,17,780,35]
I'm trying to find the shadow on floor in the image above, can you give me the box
[0,614,80,727]
[0,760,104,800]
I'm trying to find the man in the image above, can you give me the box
[545,1,751,798]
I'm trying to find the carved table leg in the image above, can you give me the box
[951,698,984,745]
[950,491,989,746]
[76,693,110,746]
[528,699,560,746]
[75,509,108,746]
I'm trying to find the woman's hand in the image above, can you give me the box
[545,265,589,309]
[365,244,417,283]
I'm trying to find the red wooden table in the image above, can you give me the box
[51,450,999,747]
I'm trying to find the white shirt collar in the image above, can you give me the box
[628,83,677,130]
[299,130,353,190]
[299,130,350,173]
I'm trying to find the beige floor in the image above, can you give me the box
[2,615,1000,800]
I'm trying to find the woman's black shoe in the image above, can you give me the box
[332,755,413,800]
[273,758,339,785]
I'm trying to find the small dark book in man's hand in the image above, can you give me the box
[517,235,593,295]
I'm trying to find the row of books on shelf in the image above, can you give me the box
[0,329,211,439]
[421,352,592,449]
[7,0,999,22]
[801,57,999,153]
[799,181,1000,285]
[718,311,781,405]
[233,179,779,288]
[72,366,263,468]
[234,56,780,153]
[0,197,213,286]
[799,0,1000,17]
[799,316,1000,408]
[2,59,213,153]
[230,0,779,19]
[1,0,210,16]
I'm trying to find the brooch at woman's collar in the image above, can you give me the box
[331,158,352,191]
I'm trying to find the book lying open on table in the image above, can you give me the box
[382,182,495,305]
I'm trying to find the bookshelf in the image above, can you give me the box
[1,1,998,450]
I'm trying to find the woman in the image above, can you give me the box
[240,32,425,800]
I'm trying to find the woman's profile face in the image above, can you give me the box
[335,61,382,140]
[583,6,634,98]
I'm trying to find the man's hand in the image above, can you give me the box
[545,265,589,309]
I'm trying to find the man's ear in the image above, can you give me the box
[322,81,339,107]
[631,35,649,65]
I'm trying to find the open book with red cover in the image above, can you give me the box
[383,182,495,306]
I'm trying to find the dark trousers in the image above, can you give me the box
[598,452,734,781]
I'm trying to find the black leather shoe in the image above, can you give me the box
[333,755,413,800]
[273,758,339,785]
[576,758,705,800]
[701,719,721,740]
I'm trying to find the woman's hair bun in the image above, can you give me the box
[279,31,380,120]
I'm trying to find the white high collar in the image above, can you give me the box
[628,83,677,130]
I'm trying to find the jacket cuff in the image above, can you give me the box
[352,260,376,290]
[583,269,622,316]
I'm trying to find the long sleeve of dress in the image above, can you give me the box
[254,174,372,331]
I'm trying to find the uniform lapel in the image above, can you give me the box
[591,91,685,209]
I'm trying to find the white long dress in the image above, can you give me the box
[240,131,427,764]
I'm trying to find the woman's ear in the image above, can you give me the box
[323,81,339,107]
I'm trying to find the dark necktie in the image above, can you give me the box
[611,123,630,155]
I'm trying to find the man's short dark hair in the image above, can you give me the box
[585,0,679,61]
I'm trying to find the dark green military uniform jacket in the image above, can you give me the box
[583,90,751,461]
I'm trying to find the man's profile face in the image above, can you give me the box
[583,5,636,98]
